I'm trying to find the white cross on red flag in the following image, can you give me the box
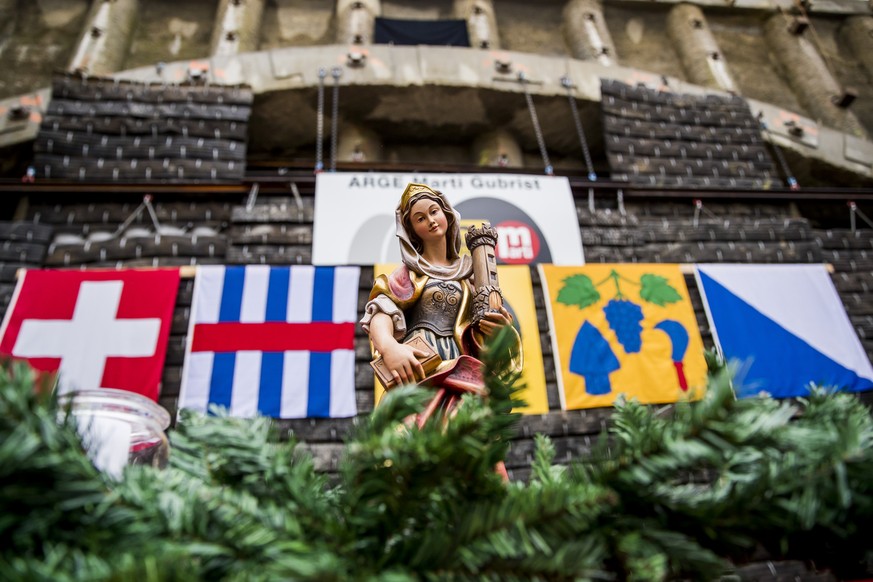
[0,269,180,401]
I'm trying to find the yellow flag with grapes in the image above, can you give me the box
[540,264,707,410]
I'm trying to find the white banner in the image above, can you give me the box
[312,172,585,266]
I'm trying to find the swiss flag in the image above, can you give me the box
[0,269,180,401]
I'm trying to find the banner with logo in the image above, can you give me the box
[372,264,548,414]
[312,172,584,266]
[540,264,707,410]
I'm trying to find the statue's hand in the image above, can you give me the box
[381,341,428,385]
[478,306,513,337]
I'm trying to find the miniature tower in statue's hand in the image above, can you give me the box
[465,222,503,325]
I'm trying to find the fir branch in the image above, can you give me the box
[529,433,562,485]
[4,340,873,580]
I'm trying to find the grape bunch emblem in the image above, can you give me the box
[603,299,644,353]
[558,270,682,354]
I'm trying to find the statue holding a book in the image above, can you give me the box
[361,183,522,427]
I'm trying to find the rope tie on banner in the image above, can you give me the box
[692,198,718,228]
[561,76,597,182]
[314,67,327,173]
[330,67,342,172]
[848,201,873,233]
[290,182,304,217]
[245,182,259,211]
[518,72,553,176]
[757,113,799,191]
[107,195,163,241]
[142,195,162,232]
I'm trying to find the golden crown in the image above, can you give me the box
[399,182,439,211]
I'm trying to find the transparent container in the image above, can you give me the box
[60,388,171,478]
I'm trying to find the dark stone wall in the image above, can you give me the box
[810,15,873,138]
[495,0,569,56]
[0,2,87,100]
[603,4,685,80]
[5,181,871,484]
[122,1,216,71]
[707,12,807,117]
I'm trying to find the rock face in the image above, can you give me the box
[0,0,871,185]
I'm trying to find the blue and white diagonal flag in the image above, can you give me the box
[695,263,873,398]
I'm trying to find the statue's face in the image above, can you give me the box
[409,198,448,249]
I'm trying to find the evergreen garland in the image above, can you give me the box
[1,331,872,581]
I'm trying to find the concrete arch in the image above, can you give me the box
[0,43,870,180]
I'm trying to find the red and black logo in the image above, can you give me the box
[456,198,552,265]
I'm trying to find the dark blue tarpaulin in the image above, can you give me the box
[373,17,470,47]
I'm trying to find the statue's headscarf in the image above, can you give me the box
[396,183,473,280]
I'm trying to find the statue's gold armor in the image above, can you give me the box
[406,279,464,337]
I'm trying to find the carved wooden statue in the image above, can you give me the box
[361,183,522,431]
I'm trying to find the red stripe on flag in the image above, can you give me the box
[190,322,355,353]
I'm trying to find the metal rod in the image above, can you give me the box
[758,116,799,191]
[330,67,342,172]
[562,76,596,182]
[518,72,553,176]
[314,68,326,172]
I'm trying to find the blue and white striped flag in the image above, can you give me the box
[179,265,360,418]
